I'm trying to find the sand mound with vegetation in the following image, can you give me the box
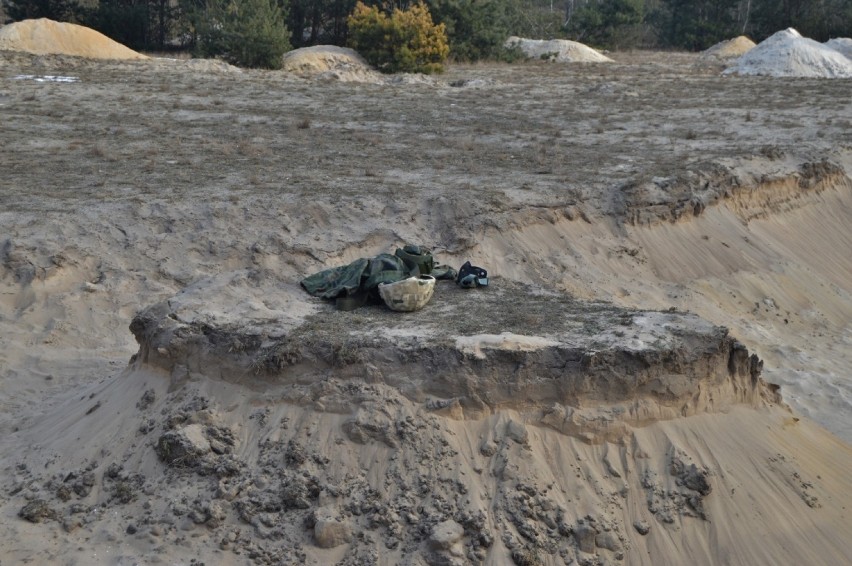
[825,37,852,59]
[725,28,852,77]
[0,18,146,60]
[281,45,382,83]
[700,35,756,60]
[505,36,613,63]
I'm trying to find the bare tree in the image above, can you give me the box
[740,0,751,34]
[564,0,576,27]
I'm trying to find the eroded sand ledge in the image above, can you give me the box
[130,278,778,443]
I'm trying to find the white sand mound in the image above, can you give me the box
[505,36,614,63]
[0,18,146,60]
[281,45,382,83]
[724,28,852,77]
[825,37,852,59]
[700,35,756,60]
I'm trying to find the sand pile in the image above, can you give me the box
[724,28,852,77]
[281,45,382,83]
[505,36,613,63]
[0,18,146,60]
[699,35,755,60]
[825,37,852,59]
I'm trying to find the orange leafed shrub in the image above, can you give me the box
[347,2,449,74]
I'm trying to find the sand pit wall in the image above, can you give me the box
[466,155,852,439]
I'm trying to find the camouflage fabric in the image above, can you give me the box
[394,245,434,275]
[300,253,411,301]
[394,245,458,280]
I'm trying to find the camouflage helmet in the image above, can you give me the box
[378,275,436,312]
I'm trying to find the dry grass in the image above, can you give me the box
[0,50,848,214]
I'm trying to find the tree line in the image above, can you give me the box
[2,0,850,63]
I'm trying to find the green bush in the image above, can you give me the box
[347,1,449,74]
[194,0,291,69]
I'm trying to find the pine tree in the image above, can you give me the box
[194,0,292,68]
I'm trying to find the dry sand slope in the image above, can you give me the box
[0,49,851,565]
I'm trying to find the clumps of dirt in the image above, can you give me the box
[640,448,713,523]
[724,28,852,77]
[134,383,498,564]
[0,18,147,60]
[499,484,628,564]
[102,463,145,504]
[127,378,644,564]
[505,36,614,63]
[18,499,58,523]
[53,467,97,499]
[11,456,152,534]
[155,399,241,475]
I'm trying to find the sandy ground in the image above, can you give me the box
[1,48,851,564]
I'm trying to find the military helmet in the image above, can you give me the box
[378,275,436,312]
